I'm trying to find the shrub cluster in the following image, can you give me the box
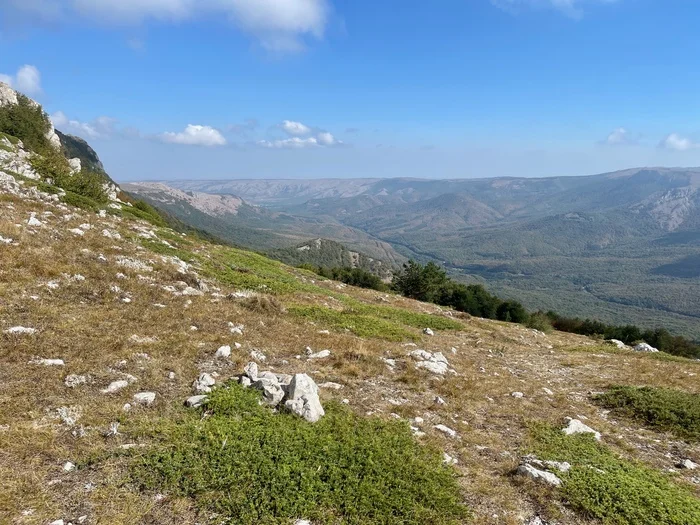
[301,264,388,291]
[594,386,700,442]
[131,383,469,524]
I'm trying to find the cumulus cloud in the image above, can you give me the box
[491,0,619,18]
[659,133,700,152]
[2,0,330,52]
[160,124,227,146]
[0,65,42,95]
[280,119,312,137]
[50,111,119,139]
[258,137,319,149]
[601,127,637,146]
[259,120,343,148]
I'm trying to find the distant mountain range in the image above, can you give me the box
[125,168,700,339]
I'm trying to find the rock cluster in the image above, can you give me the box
[408,349,454,375]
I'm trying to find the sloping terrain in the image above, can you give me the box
[2,169,700,524]
[155,171,700,339]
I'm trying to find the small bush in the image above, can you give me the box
[528,423,700,524]
[54,169,108,202]
[130,384,469,524]
[61,191,103,211]
[240,294,287,315]
[594,386,700,442]
[526,312,554,333]
[0,94,52,153]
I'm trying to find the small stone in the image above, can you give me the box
[215,345,231,358]
[434,396,446,405]
[123,403,132,412]
[27,215,43,227]
[443,453,458,465]
[319,382,343,390]
[251,350,267,362]
[243,362,259,381]
[252,377,285,406]
[193,373,216,394]
[308,349,331,359]
[62,461,76,472]
[133,392,156,406]
[434,424,458,438]
[4,326,36,335]
[563,418,601,440]
[543,388,554,396]
[516,464,562,486]
[185,395,208,408]
[168,371,176,380]
[64,374,88,388]
[101,380,129,394]
[678,459,698,470]
[511,392,524,398]
[30,358,65,366]
[423,328,435,336]
[69,228,86,236]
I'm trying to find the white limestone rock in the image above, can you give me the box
[215,345,231,359]
[563,418,601,440]
[185,395,208,408]
[101,380,129,394]
[516,464,562,486]
[284,373,325,423]
[193,373,216,394]
[4,326,36,335]
[133,392,156,406]
[634,342,659,353]
[252,377,285,407]
[434,424,458,438]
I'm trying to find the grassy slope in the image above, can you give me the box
[1,184,699,524]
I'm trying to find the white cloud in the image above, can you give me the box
[0,65,42,95]
[659,133,699,152]
[602,127,636,146]
[280,120,312,137]
[316,131,337,146]
[50,111,119,140]
[491,0,619,18]
[2,0,329,52]
[258,136,319,149]
[161,124,227,147]
[260,121,343,149]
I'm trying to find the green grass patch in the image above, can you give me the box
[130,384,469,524]
[0,131,20,145]
[527,423,700,524]
[60,190,103,211]
[347,301,463,332]
[289,305,419,341]
[140,239,197,263]
[594,386,700,442]
[201,246,322,295]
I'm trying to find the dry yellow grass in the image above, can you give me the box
[1,192,699,525]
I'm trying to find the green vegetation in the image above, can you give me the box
[302,264,388,291]
[528,423,700,524]
[289,301,461,341]
[131,384,469,524]
[0,93,52,153]
[391,260,700,359]
[594,386,700,442]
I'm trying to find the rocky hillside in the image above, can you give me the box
[2,88,700,525]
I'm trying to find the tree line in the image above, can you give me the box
[304,260,700,359]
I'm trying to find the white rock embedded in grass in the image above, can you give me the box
[215,345,231,359]
[4,326,36,335]
[251,350,267,362]
[319,382,343,390]
[607,339,627,349]
[410,349,452,375]
[563,418,601,440]
[63,461,76,472]
[133,392,156,406]
[633,342,659,353]
[511,392,524,399]
[0,235,13,244]
[678,459,698,470]
[30,357,64,366]
[243,361,259,381]
[252,377,285,406]
[284,373,325,423]
[423,328,435,336]
[443,453,458,465]
[516,464,562,486]
[101,380,129,394]
[193,373,216,394]
[434,424,458,438]
[185,395,208,408]
[27,214,43,227]
[64,374,88,388]
[308,349,331,359]
[68,228,85,236]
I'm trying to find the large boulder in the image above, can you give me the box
[284,373,325,423]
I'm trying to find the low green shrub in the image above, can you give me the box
[527,423,700,524]
[594,386,700,442]
[130,384,469,524]
[526,312,554,333]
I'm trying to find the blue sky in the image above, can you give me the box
[2,0,700,181]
